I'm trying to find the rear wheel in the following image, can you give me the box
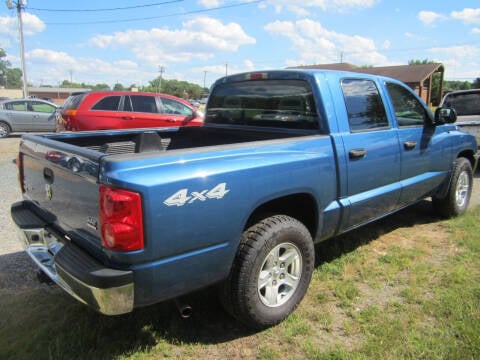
[0,121,11,138]
[220,215,314,329]
[433,157,473,217]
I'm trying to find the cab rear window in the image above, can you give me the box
[206,79,320,130]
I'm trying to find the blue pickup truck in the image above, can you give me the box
[11,69,478,329]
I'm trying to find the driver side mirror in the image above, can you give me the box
[434,107,457,125]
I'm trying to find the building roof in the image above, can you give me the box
[28,87,91,94]
[289,63,444,84]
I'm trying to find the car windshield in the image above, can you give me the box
[443,92,480,116]
[206,79,320,130]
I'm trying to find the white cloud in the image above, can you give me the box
[24,48,147,87]
[264,0,377,14]
[0,12,45,50]
[418,11,446,26]
[89,16,255,66]
[472,27,480,34]
[427,45,480,80]
[21,12,46,36]
[264,18,386,66]
[451,8,480,25]
[198,0,222,7]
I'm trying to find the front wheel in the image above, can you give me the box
[433,157,473,218]
[220,215,314,329]
[0,121,11,138]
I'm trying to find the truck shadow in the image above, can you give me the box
[314,198,439,266]
[0,199,454,359]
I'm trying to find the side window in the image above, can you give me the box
[161,98,193,116]
[92,96,121,111]
[130,95,158,113]
[7,101,27,111]
[386,82,427,127]
[31,101,56,113]
[341,79,388,132]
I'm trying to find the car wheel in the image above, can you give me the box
[432,157,473,217]
[0,121,11,138]
[220,215,314,329]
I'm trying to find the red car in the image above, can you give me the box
[56,91,203,131]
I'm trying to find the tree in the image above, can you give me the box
[145,77,207,99]
[0,48,22,89]
[113,83,125,91]
[443,80,472,92]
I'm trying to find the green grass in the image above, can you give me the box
[1,204,479,359]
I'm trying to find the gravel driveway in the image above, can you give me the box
[0,136,478,290]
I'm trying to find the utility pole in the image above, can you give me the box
[203,70,207,89]
[158,65,165,93]
[6,0,28,98]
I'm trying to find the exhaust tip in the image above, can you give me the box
[174,298,192,319]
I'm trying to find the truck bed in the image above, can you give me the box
[53,125,313,155]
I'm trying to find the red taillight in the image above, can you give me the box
[99,185,144,252]
[62,109,78,131]
[17,153,25,193]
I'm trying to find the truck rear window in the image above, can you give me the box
[206,79,320,130]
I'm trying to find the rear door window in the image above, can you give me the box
[129,95,158,113]
[341,79,389,132]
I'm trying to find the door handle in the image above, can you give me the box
[349,149,367,159]
[404,141,417,150]
[122,116,135,120]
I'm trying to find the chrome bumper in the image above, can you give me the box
[11,202,134,315]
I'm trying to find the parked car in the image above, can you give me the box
[440,89,480,144]
[0,98,57,138]
[56,91,204,132]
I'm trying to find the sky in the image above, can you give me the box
[0,0,479,90]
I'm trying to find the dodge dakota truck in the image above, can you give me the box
[11,69,478,329]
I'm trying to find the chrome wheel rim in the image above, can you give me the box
[455,171,470,208]
[257,242,302,307]
[0,124,7,137]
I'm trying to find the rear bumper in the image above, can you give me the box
[11,201,134,315]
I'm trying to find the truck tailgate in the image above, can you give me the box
[19,135,103,245]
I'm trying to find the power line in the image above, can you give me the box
[27,1,184,12]
[40,0,262,26]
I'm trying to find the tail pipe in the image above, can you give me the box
[174,298,192,319]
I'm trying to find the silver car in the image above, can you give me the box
[0,98,57,138]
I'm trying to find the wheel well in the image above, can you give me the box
[458,150,477,171]
[245,193,318,237]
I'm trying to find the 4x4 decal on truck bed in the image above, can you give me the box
[163,183,230,207]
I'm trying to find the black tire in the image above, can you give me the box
[220,215,314,329]
[432,157,473,218]
[0,121,11,138]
